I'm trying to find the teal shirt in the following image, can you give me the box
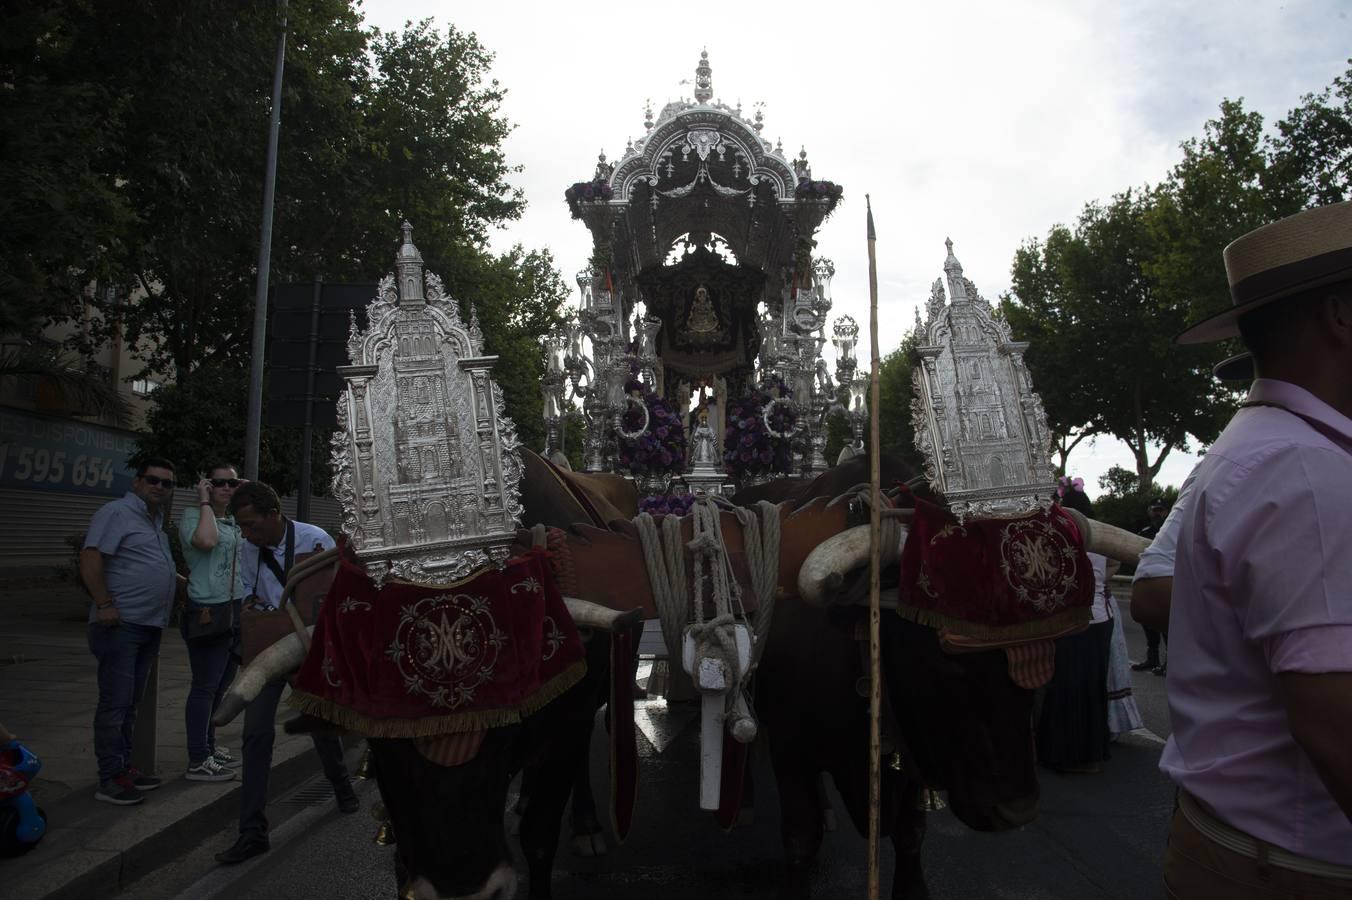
[178,506,244,604]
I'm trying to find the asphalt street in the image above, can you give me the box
[122,619,1174,900]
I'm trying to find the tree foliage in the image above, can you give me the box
[1088,464,1180,544]
[3,3,571,490]
[1002,64,1352,490]
[1004,192,1224,492]
[1270,59,1352,206]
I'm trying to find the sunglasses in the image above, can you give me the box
[140,474,172,487]
[210,478,242,488]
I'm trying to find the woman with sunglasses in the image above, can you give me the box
[177,463,248,783]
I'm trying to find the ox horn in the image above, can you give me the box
[212,627,313,727]
[798,520,906,607]
[564,597,643,632]
[799,508,1153,606]
[1062,509,1152,564]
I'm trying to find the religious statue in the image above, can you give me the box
[688,405,718,470]
[686,284,719,334]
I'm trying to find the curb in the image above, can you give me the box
[7,734,358,900]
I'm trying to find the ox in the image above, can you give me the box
[220,450,1142,899]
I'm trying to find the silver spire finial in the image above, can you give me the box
[644,99,654,130]
[395,221,425,304]
[943,239,968,302]
[694,48,713,104]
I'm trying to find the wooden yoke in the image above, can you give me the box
[517,497,851,621]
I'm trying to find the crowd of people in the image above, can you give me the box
[79,465,356,864]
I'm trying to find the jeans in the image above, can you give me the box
[88,622,163,784]
[239,678,349,836]
[182,601,241,764]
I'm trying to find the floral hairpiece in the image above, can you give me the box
[1056,475,1085,498]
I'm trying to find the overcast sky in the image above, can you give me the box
[363,0,1348,496]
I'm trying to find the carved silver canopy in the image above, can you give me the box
[910,240,1057,520]
[331,222,525,585]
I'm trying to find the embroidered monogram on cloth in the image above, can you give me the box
[290,545,586,737]
[899,497,1094,641]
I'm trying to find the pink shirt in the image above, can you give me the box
[1160,379,1352,865]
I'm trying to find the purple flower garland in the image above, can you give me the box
[565,179,614,218]
[723,377,796,477]
[615,375,687,477]
[638,493,696,517]
[793,177,843,203]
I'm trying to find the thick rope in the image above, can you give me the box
[634,500,781,726]
[685,500,744,714]
[635,513,689,677]
[734,501,780,675]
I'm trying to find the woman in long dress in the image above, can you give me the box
[1106,588,1144,737]
[1035,483,1114,773]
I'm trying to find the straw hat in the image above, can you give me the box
[1177,200,1352,344]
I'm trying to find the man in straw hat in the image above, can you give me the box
[1159,200,1352,895]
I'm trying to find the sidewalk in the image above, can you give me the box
[0,574,353,899]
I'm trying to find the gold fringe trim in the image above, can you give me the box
[895,603,1090,641]
[286,658,588,738]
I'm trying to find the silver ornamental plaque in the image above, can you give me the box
[330,222,524,585]
[910,240,1057,520]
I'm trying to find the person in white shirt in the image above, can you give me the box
[214,482,356,865]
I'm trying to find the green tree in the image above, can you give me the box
[132,363,317,494]
[0,2,135,335]
[1270,59,1352,207]
[1090,464,1180,545]
[4,6,568,486]
[1003,191,1224,493]
[877,334,925,471]
[1002,228,1103,474]
[1145,99,1305,330]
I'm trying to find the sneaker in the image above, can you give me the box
[1130,659,1159,671]
[212,746,242,769]
[95,774,145,806]
[186,757,237,783]
[123,765,162,791]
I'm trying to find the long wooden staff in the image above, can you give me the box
[865,195,883,900]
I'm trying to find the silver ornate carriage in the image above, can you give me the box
[330,222,525,585]
[911,239,1057,519]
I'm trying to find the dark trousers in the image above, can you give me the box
[1164,800,1352,898]
[182,602,241,764]
[88,622,163,783]
[239,678,348,836]
[1143,624,1168,662]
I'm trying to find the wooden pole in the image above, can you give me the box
[865,195,883,900]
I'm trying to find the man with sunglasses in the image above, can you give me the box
[81,457,180,806]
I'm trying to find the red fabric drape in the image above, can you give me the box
[898,497,1093,641]
[291,547,585,737]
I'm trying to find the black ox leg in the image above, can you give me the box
[518,704,594,900]
[768,739,825,900]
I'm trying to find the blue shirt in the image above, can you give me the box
[84,492,177,628]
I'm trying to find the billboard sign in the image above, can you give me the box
[0,406,138,497]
